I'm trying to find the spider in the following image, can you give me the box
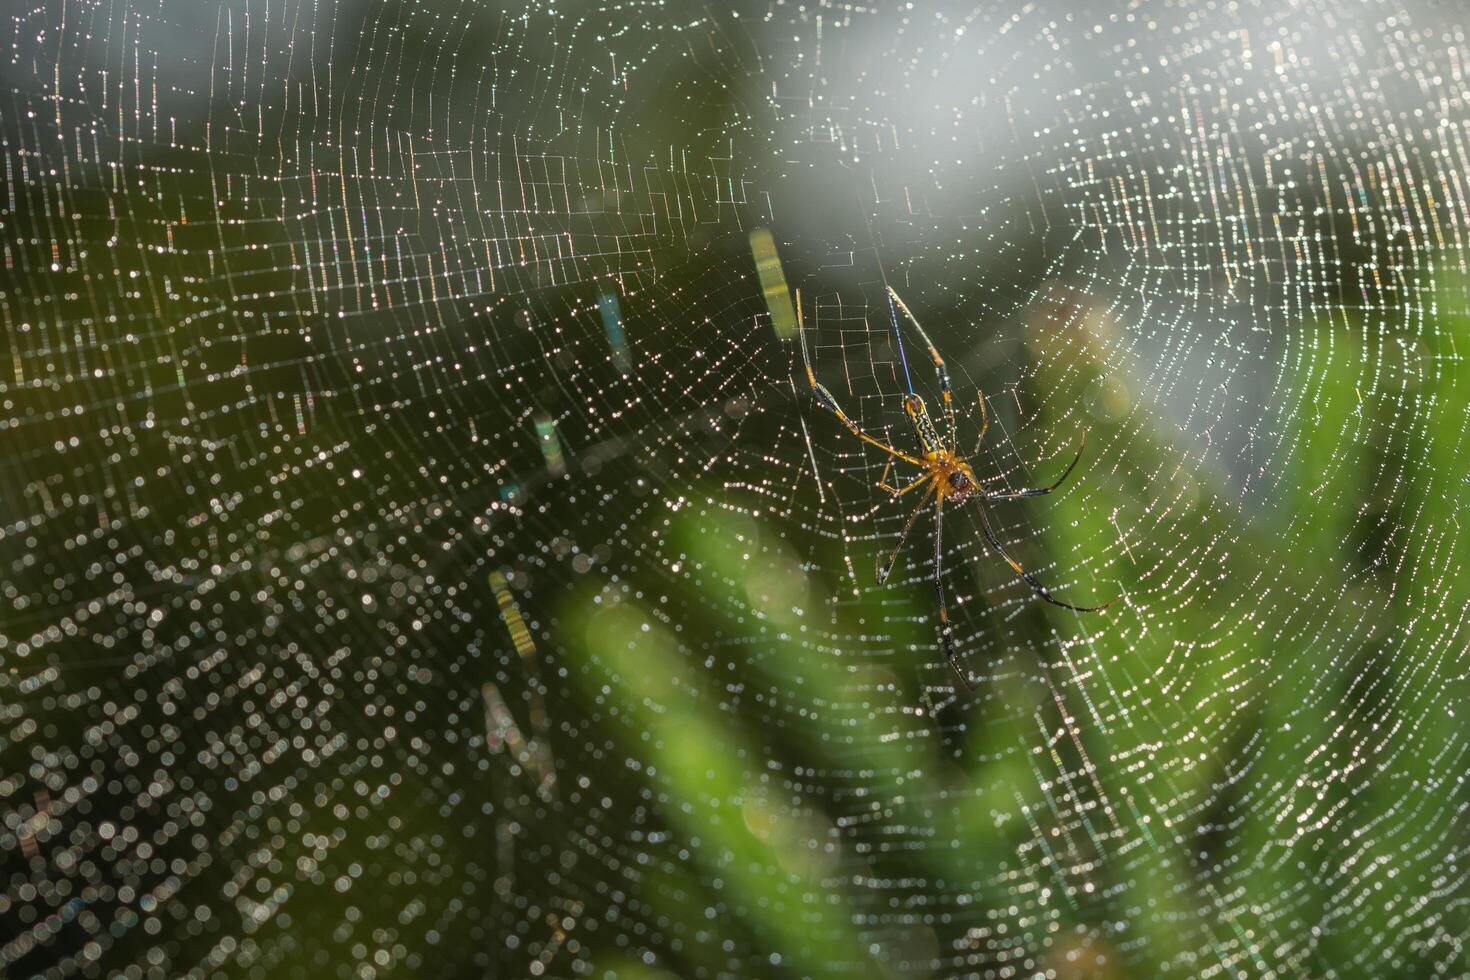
[795,284,1117,689]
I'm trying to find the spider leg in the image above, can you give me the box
[875,484,934,585]
[887,285,957,453]
[878,457,933,497]
[971,391,989,456]
[975,503,1118,612]
[985,429,1088,501]
[932,494,974,689]
[797,289,925,466]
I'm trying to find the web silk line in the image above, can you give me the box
[885,290,916,394]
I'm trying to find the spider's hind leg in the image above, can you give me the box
[976,503,1119,612]
[932,497,974,690]
[876,490,932,586]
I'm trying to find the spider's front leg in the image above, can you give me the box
[887,285,958,452]
[795,288,926,468]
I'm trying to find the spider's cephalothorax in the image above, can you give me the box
[796,284,1119,690]
[932,454,979,503]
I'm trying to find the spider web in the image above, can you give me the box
[2,0,1468,976]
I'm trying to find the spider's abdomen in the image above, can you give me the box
[903,394,944,455]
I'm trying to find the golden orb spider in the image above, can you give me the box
[796,285,1118,689]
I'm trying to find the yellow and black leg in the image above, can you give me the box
[876,489,933,585]
[878,457,933,497]
[976,503,1118,612]
[887,286,958,452]
[932,496,973,689]
[797,288,925,467]
[985,429,1088,500]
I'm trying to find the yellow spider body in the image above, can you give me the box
[897,394,979,503]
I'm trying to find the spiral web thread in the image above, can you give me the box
[2,1,1468,976]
